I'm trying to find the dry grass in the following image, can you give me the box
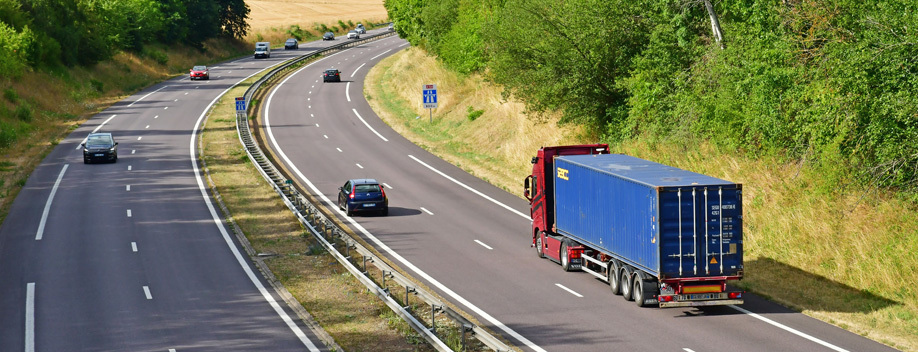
[365,49,918,351]
[246,0,388,44]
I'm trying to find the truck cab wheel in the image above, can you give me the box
[621,270,634,301]
[560,241,572,271]
[535,234,544,258]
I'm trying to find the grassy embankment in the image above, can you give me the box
[364,47,918,351]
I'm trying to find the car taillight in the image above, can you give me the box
[729,292,743,299]
[349,190,355,199]
[379,187,387,199]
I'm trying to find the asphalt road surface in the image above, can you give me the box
[260,35,900,352]
[0,31,384,352]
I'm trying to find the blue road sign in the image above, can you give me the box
[423,84,437,109]
[235,97,246,112]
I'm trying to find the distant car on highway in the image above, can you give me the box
[338,179,388,216]
[347,30,359,39]
[323,69,341,82]
[323,32,335,40]
[82,132,118,164]
[284,38,298,50]
[388,23,394,31]
[189,65,209,80]
[254,41,270,58]
[355,23,366,34]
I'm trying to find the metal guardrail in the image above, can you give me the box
[234,30,513,352]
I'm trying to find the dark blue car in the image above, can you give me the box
[338,179,388,216]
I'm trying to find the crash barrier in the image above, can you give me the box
[233,29,513,352]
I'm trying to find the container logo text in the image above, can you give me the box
[557,167,569,180]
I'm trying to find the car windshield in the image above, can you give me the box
[355,184,380,193]
[286,39,296,43]
[325,32,333,36]
[87,135,112,146]
[349,30,357,33]
[325,70,338,74]
[193,66,206,71]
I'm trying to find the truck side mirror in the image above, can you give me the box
[531,157,538,164]
[523,176,532,201]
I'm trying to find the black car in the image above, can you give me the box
[323,32,335,40]
[338,179,388,216]
[284,38,298,50]
[323,69,341,82]
[82,132,118,164]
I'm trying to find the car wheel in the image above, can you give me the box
[345,204,353,216]
[112,155,117,163]
[84,158,89,164]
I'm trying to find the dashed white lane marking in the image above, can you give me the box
[308,91,312,94]
[145,125,150,129]
[76,114,117,149]
[169,349,176,352]
[356,163,363,169]
[323,135,328,139]
[370,49,392,60]
[132,242,138,252]
[137,136,142,141]
[728,305,850,352]
[154,115,158,119]
[409,155,530,220]
[173,99,178,102]
[382,183,392,189]
[25,282,35,352]
[683,349,696,352]
[143,286,152,300]
[555,283,583,298]
[127,209,132,218]
[311,114,314,118]
[127,85,167,107]
[36,164,68,240]
[163,106,168,110]
[352,109,388,141]
[315,123,320,127]
[308,105,311,109]
[346,82,352,102]
[126,185,131,191]
[420,207,434,215]
[307,97,311,101]
[185,92,188,95]
[474,240,493,250]
[131,150,136,154]
[336,148,342,152]
[351,63,366,78]
[128,165,132,171]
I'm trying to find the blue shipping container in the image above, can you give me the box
[553,154,743,280]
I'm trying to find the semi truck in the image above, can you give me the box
[523,145,745,307]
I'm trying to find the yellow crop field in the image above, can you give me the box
[247,0,388,33]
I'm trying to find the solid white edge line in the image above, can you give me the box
[76,115,117,149]
[370,49,392,61]
[143,286,152,299]
[352,109,388,142]
[554,283,584,298]
[264,47,548,351]
[409,155,530,220]
[25,282,35,352]
[350,63,365,78]
[190,61,321,352]
[382,183,391,189]
[728,305,850,352]
[127,85,168,107]
[474,240,493,250]
[345,82,351,102]
[35,164,68,240]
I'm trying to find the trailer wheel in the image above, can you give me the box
[621,270,634,301]
[560,241,572,272]
[535,233,545,259]
[634,279,646,307]
[608,264,622,295]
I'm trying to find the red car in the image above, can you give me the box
[189,65,209,80]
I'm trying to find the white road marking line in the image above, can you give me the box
[76,114,117,149]
[352,109,388,141]
[26,282,35,352]
[127,209,132,218]
[728,305,850,352]
[323,135,328,139]
[145,125,150,129]
[474,240,493,250]
[127,85,167,107]
[356,163,363,169]
[399,42,409,47]
[128,165,132,171]
[173,99,178,102]
[193,67,322,351]
[154,115,158,119]
[143,286,152,300]
[308,105,311,109]
[336,148,342,152]
[311,114,314,117]
[163,106,168,110]
[420,207,434,215]
[132,242,138,252]
[185,92,188,95]
[308,91,312,94]
[315,124,320,127]
[131,150,136,154]
[307,97,311,101]
[36,164,68,240]
[555,283,583,298]
[169,349,176,352]
[126,185,131,191]
[351,63,366,78]
[382,183,392,189]
[370,49,392,60]
[346,82,351,102]
[409,155,530,220]
[683,349,696,352]
[137,136,142,140]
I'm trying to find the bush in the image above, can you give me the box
[90,79,104,93]
[14,104,32,122]
[338,20,347,30]
[143,48,169,65]
[466,106,483,121]
[3,89,18,103]
[286,25,307,40]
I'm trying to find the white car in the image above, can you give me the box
[347,30,359,39]
[356,24,366,34]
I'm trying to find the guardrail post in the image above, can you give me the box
[430,304,440,336]
[405,287,416,310]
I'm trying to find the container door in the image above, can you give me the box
[659,185,742,278]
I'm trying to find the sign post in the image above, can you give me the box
[422,84,437,122]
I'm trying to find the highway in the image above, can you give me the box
[260,35,900,352]
[0,32,379,351]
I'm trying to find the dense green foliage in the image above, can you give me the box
[0,0,250,73]
[385,0,918,193]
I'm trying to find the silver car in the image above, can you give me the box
[347,30,359,39]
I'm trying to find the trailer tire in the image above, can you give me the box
[621,270,634,301]
[608,263,622,295]
[634,277,658,308]
[535,233,545,259]
[634,278,647,307]
[560,241,572,272]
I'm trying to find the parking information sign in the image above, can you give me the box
[422,84,437,109]
[235,97,246,112]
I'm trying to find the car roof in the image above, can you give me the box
[325,69,339,72]
[349,178,379,185]
[88,132,113,138]
[286,38,296,42]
